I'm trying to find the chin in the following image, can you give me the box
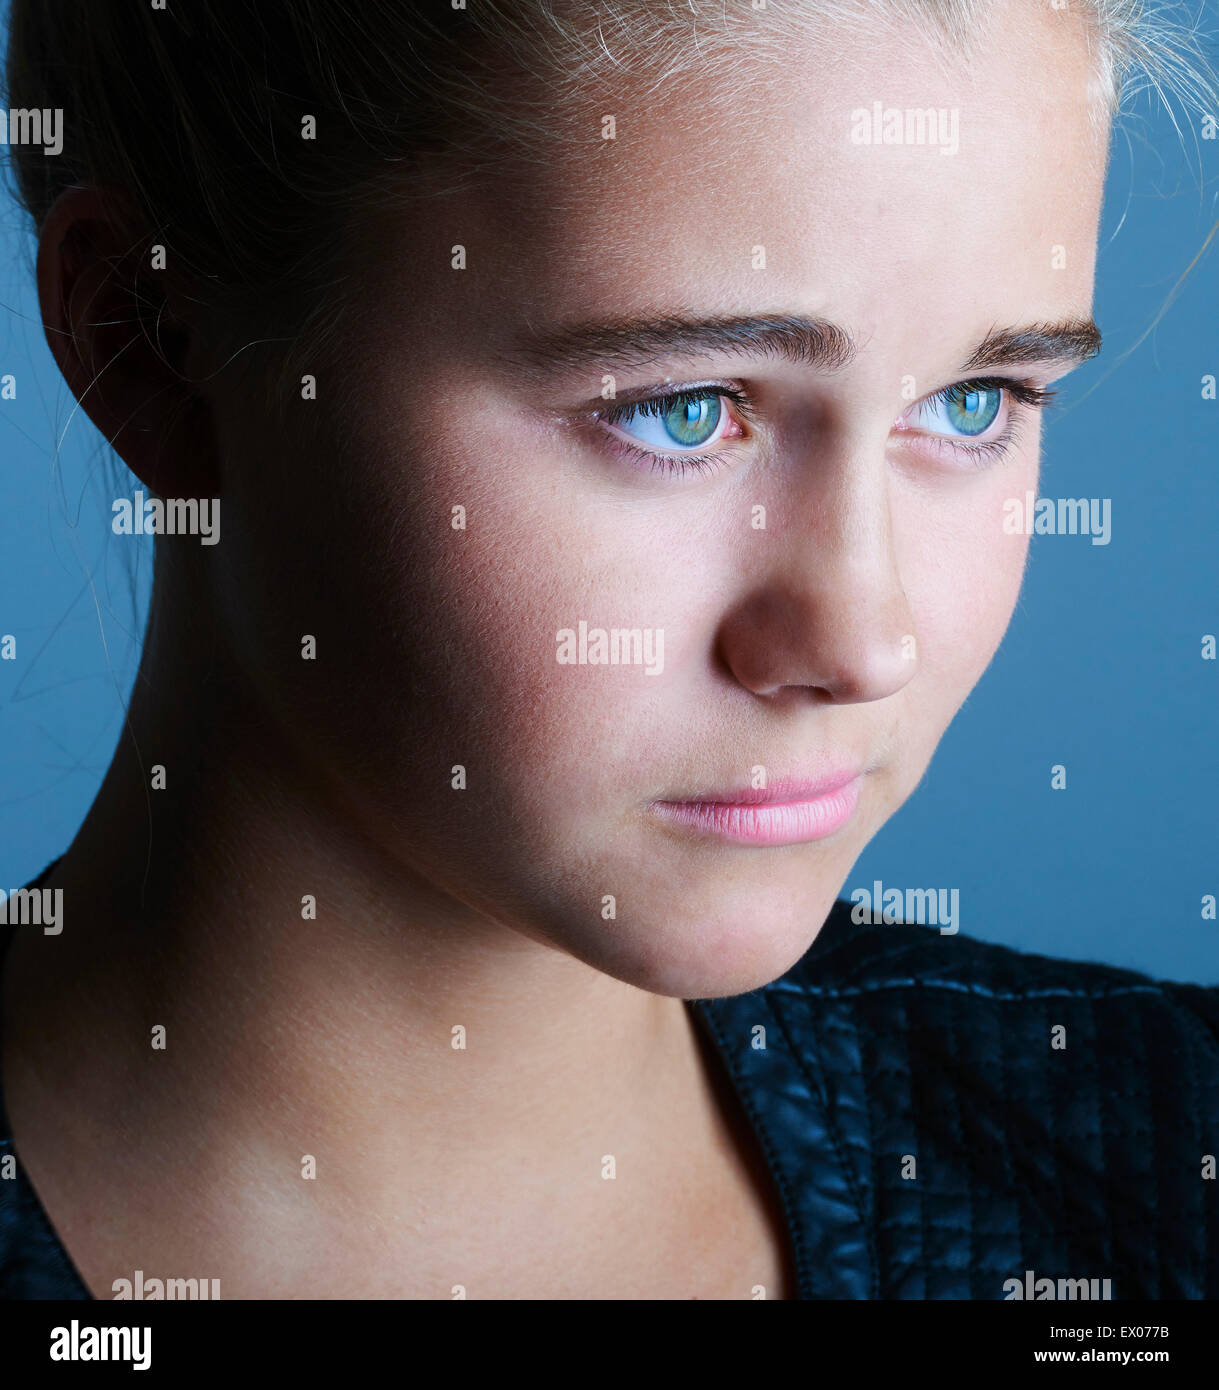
[562,887,841,1000]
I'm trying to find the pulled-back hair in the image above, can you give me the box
[4,1,1214,361]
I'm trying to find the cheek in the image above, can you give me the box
[402,442,719,812]
[901,456,1038,701]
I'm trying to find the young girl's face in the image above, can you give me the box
[201,3,1107,997]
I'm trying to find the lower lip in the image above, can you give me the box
[650,777,862,847]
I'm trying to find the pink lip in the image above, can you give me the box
[649,771,863,846]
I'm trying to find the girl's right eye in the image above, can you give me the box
[599,387,747,457]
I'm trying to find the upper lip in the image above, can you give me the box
[656,768,864,807]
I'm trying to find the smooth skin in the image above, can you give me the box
[3,0,1108,1297]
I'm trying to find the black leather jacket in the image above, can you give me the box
[691,899,1219,1298]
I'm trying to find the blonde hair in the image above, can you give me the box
[4,0,1214,357]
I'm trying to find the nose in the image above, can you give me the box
[716,444,917,705]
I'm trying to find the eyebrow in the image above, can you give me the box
[962,321,1103,372]
[509,312,1102,380]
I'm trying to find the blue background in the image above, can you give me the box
[1,4,1216,981]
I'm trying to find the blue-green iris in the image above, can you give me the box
[942,384,1002,436]
[661,394,721,446]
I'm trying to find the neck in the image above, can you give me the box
[3,577,708,1291]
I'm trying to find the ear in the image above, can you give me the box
[35,185,220,498]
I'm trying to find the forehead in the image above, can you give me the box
[359,1,1109,373]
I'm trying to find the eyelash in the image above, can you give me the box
[596,377,1057,477]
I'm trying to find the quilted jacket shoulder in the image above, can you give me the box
[690,898,1219,1299]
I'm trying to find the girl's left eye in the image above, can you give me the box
[907,381,1006,439]
[598,386,746,470]
[892,375,1057,465]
